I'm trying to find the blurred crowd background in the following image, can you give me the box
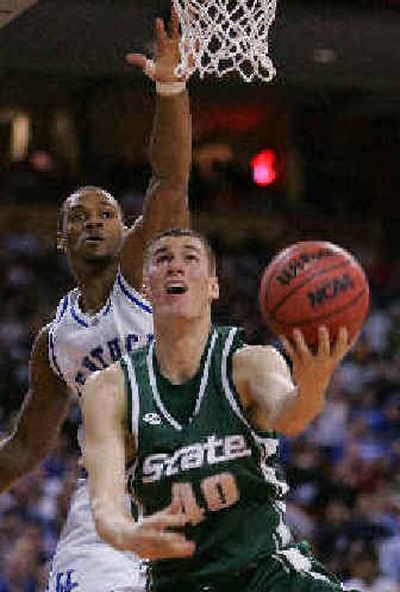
[0,0,400,591]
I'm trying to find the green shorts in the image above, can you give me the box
[150,542,359,592]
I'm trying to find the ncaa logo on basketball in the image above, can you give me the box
[307,273,355,310]
[259,240,370,347]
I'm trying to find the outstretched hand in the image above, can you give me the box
[124,500,195,560]
[280,326,350,395]
[126,7,183,83]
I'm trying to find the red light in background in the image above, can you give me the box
[251,149,278,187]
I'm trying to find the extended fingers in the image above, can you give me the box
[280,329,309,362]
[332,326,349,359]
[146,531,195,559]
[150,505,188,531]
[291,328,311,361]
[126,53,147,70]
[283,326,348,362]
[170,5,180,39]
[156,16,168,51]
[317,326,330,357]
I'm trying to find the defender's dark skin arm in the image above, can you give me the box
[120,91,191,291]
[120,11,192,290]
[0,326,70,492]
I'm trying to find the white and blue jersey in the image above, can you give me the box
[46,270,152,592]
[48,270,154,396]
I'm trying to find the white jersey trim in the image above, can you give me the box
[116,272,152,315]
[48,325,65,381]
[126,354,140,448]
[147,330,218,432]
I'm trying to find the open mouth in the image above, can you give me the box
[166,285,188,295]
[84,236,104,244]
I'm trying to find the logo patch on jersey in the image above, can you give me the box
[54,570,79,592]
[143,412,163,425]
[142,434,251,483]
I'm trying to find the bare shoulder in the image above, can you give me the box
[233,344,291,378]
[233,345,292,409]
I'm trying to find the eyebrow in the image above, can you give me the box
[152,243,203,257]
[69,200,116,211]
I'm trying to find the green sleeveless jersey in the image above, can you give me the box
[121,326,292,588]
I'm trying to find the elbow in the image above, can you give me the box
[18,430,55,472]
[0,437,47,493]
[20,442,48,474]
[91,505,131,552]
[90,500,109,543]
[94,518,114,547]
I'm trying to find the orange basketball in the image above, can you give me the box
[259,241,370,347]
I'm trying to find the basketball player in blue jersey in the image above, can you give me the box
[0,9,191,592]
[82,228,360,592]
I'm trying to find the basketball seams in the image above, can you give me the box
[261,248,297,311]
[273,287,368,328]
[265,259,355,321]
[260,241,347,310]
[259,240,370,347]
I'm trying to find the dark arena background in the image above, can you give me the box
[0,1,400,590]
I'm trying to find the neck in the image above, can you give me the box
[74,261,118,314]
[154,315,212,384]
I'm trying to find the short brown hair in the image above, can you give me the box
[144,228,217,274]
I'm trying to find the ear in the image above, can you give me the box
[56,232,66,253]
[210,276,220,301]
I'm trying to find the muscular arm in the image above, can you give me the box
[0,326,70,492]
[81,364,131,548]
[233,345,297,435]
[120,11,191,290]
[234,327,349,437]
[82,364,194,560]
[120,90,191,290]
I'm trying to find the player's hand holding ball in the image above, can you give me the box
[259,240,369,348]
[259,240,370,400]
[280,325,350,403]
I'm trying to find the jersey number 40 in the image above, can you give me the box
[171,471,239,525]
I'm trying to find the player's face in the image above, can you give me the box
[144,235,219,321]
[63,189,124,263]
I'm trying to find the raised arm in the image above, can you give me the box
[233,327,350,437]
[0,326,70,492]
[82,363,194,560]
[120,8,192,290]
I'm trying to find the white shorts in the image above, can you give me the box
[46,479,145,592]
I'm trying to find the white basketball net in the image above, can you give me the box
[173,0,278,83]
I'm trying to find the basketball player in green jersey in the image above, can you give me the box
[82,228,358,592]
